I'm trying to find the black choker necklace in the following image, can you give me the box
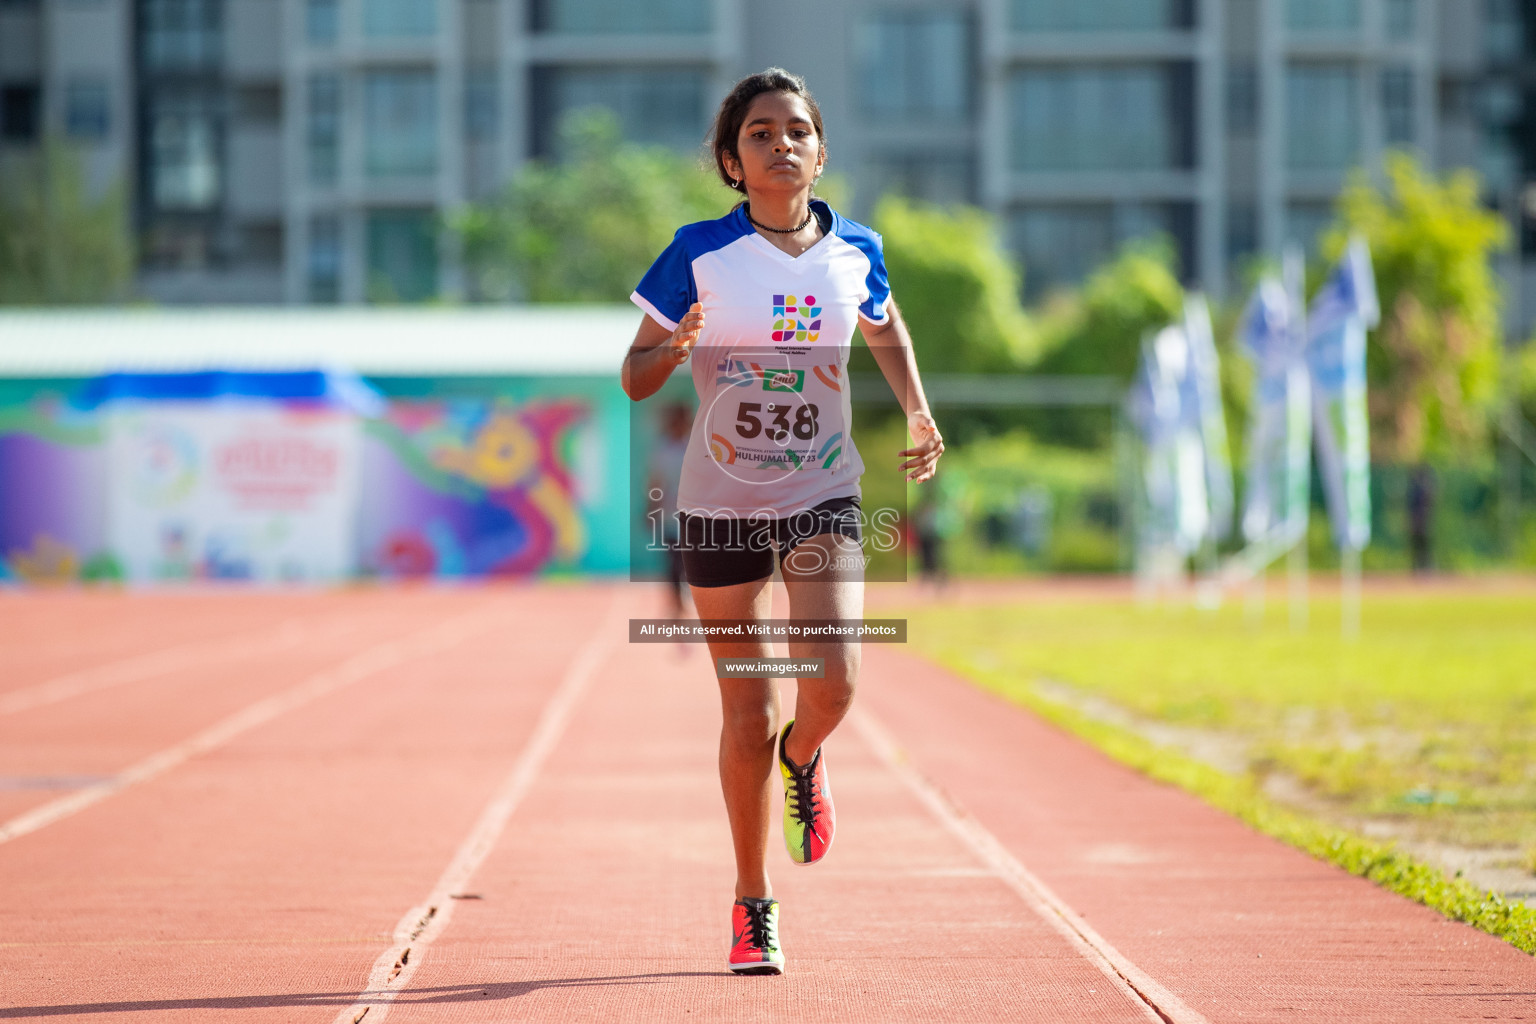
[745,204,812,234]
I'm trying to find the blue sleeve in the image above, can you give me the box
[631,232,695,331]
[859,235,892,324]
[834,220,891,324]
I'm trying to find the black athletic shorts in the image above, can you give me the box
[678,495,862,588]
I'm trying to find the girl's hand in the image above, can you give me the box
[670,302,705,363]
[901,410,944,483]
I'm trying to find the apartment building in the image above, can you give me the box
[0,0,1531,329]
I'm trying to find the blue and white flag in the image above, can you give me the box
[1239,278,1311,548]
[1130,327,1209,556]
[1183,295,1234,542]
[1306,237,1378,551]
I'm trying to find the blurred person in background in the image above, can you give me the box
[621,68,943,976]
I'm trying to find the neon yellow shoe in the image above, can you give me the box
[779,720,835,865]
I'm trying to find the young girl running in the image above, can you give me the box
[621,68,944,976]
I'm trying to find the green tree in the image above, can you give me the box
[1025,240,1185,446]
[872,196,1035,375]
[0,138,133,304]
[1323,153,1508,462]
[453,110,729,302]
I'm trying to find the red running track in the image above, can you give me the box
[0,583,1532,1023]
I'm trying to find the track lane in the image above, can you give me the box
[377,589,1159,1023]
[857,642,1536,1024]
[0,594,468,827]
[0,586,608,1022]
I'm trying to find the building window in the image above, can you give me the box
[1226,63,1258,135]
[65,79,111,139]
[362,0,437,38]
[1010,0,1194,31]
[147,92,221,209]
[308,72,340,185]
[366,209,437,302]
[465,68,497,142]
[866,153,974,206]
[1485,0,1525,65]
[1285,64,1358,170]
[530,67,706,157]
[308,214,341,303]
[1285,201,1334,253]
[1382,67,1414,146]
[1385,0,1415,39]
[1,84,42,142]
[530,0,708,33]
[1011,202,1193,297]
[858,11,969,120]
[364,70,437,177]
[1226,201,1258,266]
[140,0,222,71]
[1009,64,1195,172]
[306,0,338,44]
[1284,0,1360,32]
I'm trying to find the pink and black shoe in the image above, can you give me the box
[779,720,835,865]
[728,896,784,975]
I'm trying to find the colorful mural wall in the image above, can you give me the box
[0,375,631,582]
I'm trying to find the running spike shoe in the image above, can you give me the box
[779,719,835,865]
[728,896,784,975]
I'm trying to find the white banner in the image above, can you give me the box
[1239,279,1311,548]
[107,402,361,582]
[1183,295,1234,542]
[1307,237,1378,551]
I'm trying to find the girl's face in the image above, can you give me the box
[724,91,824,196]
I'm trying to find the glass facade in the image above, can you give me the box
[1284,0,1360,32]
[307,73,340,186]
[464,68,497,142]
[0,85,40,142]
[1382,67,1414,147]
[858,10,969,119]
[140,0,221,71]
[1009,64,1194,172]
[530,0,709,34]
[362,0,437,38]
[1285,64,1358,170]
[148,92,221,209]
[306,0,338,44]
[366,210,438,301]
[531,67,706,156]
[1011,202,1193,297]
[364,70,438,177]
[308,215,341,303]
[65,79,111,139]
[1284,200,1334,252]
[866,153,974,206]
[1010,0,1194,31]
[1385,0,1416,39]
[1226,63,1258,135]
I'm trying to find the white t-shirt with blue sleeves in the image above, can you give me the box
[631,199,890,519]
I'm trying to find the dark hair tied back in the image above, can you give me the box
[708,68,826,194]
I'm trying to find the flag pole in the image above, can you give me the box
[1342,543,1361,639]
[1283,245,1309,633]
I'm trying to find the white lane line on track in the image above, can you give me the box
[0,617,329,717]
[0,607,507,847]
[851,708,1211,1024]
[334,589,626,1024]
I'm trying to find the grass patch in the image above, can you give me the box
[898,587,1536,955]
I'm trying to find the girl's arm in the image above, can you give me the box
[621,302,706,402]
[862,299,945,483]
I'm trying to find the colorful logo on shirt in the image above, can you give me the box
[762,369,805,393]
[772,294,821,343]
